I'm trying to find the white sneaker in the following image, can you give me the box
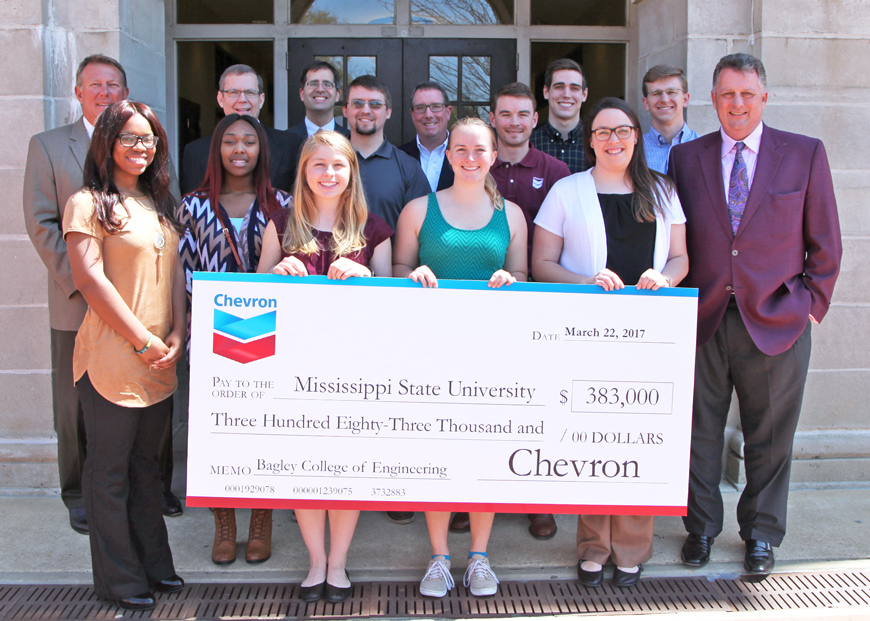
[464,554,499,596]
[420,555,454,598]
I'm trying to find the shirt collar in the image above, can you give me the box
[720,122,764,157]
[494,145,540,169]
[83,117,95,139]
[358,138,393,161]
[305,116,336,136]
[546,120,582,142]
[648,123,691,146]
[416,131,449,156]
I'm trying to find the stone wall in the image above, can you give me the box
[0,0,167,494]
[637,0,870,485]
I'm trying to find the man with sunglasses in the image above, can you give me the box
[344,75,430,231]
[641,65,698,173]
[399,81,454,192]
[180,64,302,194]
[288,60,351,142]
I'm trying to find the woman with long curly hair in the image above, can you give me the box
[62,100,186,611]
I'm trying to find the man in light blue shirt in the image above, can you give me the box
[642,65,698,173]
[399,81,454,192]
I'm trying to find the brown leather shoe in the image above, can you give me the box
[212,508,237,565]
[449,512,470,533]
[528,514,557,540]
[246,509,273,563]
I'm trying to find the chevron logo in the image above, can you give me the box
[213,308,277,364]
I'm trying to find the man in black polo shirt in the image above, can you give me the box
[344,75,430,231]
[530,58,590,174]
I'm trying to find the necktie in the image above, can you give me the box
[728,142,748,236]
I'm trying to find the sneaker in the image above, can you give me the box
[464,554,499,597]
[419,555,454,598]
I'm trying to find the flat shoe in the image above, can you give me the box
[576,561,603,587]
[298,581,325,602]
[152,574,184,593]
[612,566,642,588]
[324,572,352,603]
[117,592,156,610]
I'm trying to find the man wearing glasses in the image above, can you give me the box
[344,75,430,231]
[399,81,454,193]
[180,64,302,194]
[641,65,698,174]
[288,60,350,141]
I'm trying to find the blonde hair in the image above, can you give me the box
[282,131,369,258]
[448,117,504,211]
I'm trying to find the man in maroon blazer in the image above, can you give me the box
[668,53,841,577]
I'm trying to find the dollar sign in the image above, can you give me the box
[560,390,568,405]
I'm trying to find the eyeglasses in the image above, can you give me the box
[591,126,636,141]
[117,133,159,148]
[647,88,684,99]
[411,103,446,114]
[349,99,386,110]
[305,80,336,90]
[220,89,261,100]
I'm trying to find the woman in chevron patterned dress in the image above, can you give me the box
[177,113,291,567]
[392,117,527,600]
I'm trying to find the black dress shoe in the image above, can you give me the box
[324,572,353,603]
[681,533,714,567]
[612,566,642,588]
[528,514,558,540]
[385,511,415,524]
[744,539,775,575]
[152,574,184,593]
[576,561,603,587]
[69,507,88,535]
[117,592,156,611]
[449,512,470,533]
[298,582,325,602]
[162,492,184,517]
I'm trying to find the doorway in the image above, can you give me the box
[287,38,517,146]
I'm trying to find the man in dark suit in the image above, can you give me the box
[180,64,301,194]
[669,53,841,577]
[399,81,454,192]
[287,60,351,142]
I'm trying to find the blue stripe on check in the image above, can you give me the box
[214,309,277,341]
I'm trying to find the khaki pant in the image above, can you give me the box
[576,515,654,567]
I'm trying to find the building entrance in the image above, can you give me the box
[288,38,517,145]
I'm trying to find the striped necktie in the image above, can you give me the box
[727,142,748,236]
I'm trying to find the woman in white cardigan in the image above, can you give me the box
[532,97,688,589]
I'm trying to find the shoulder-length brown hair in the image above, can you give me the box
[583,97,675,223]
[193,113,281,219]
[282,131,369,258]
[83,100,180,233]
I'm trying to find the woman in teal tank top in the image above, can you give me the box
[393,117,527,598]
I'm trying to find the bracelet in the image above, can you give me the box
[134,332,153,355]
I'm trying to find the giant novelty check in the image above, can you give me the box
[186,274,698,515]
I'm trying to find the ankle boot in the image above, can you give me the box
[212,508,237,565]
[246,509,273,563]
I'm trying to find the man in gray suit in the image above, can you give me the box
[23,55,129,534]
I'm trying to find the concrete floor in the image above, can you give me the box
[1,486,868,586]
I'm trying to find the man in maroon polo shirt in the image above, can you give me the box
[490,82,571,266]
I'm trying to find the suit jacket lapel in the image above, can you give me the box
[736,124,782,236]
[69,118,89,172]
[699,133,734,239]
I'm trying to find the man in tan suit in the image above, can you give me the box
[23,54,129,534]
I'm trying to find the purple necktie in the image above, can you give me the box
[728,142,748,236]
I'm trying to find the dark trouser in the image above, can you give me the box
[78,373,176,599]
[684,301,811,547]
[50,329,87,510]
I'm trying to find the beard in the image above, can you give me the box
[353,121,377,136]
